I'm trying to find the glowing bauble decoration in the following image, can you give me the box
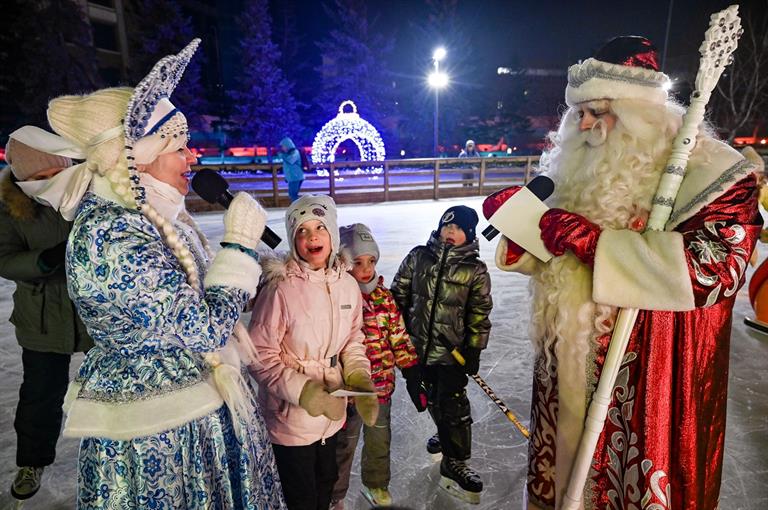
[311,100,385,176]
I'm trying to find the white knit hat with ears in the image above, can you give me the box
[285,194,339,266]
[565,36,671,107]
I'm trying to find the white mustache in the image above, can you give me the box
[585,119,609,147]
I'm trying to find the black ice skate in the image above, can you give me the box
[439,457,482,504]
[426,433,442,461]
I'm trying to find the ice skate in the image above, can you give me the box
[439,457,482,505]
[426,433,442,461]
[10,466,44,501]
[361,485,392,506]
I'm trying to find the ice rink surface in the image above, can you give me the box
[1,197,766,509]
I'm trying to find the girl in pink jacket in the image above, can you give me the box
[248,194,378,510]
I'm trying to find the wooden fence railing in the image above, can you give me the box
[186,155,541,211]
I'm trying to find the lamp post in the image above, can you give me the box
[428,47,448,157]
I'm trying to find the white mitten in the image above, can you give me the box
[222,192,267,250]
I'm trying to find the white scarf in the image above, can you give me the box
[139,172,185,221]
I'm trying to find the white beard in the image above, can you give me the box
[530,105,676,378]
[528,102,679,504]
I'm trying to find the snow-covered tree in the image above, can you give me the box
[229,0,302,150]
[0,0,102,135]
[124,0,208,131]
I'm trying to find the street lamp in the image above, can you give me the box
[428,47,449,157]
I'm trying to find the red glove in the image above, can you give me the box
[539,208,601,267]
[482,186,526,265]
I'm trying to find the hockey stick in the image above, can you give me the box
[561,6,743,509]
[437,334,530,439]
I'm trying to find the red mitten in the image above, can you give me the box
[482,185,522,219]
[483,186,526,265]
[539,208,601,267]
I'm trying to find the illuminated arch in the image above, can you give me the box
[311,100,385,175]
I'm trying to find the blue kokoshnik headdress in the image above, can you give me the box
[124,38,200,209]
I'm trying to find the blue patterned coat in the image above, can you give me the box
[64,192,285,509]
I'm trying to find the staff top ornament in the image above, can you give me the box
[694,5,742,100]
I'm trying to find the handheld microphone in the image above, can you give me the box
[482,175,555,241]
[191,169,281,249]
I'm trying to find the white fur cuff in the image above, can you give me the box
[204,248,262,296]
[593,229,695,311]
[63,379,224,440]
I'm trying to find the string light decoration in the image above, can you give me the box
[311,100,386,176]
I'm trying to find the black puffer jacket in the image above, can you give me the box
[391,232,492,365]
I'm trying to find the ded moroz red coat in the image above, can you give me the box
[496,139,762,510]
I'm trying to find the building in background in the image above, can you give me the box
[75,0,130,85]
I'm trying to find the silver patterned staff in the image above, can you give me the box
[561,6,743,509]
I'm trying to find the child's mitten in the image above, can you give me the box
[298,380,345,421]
[344,369,379,426]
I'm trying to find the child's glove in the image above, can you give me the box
[222,192,267,250]
[298,380,345,421]
[344,369,379,426]
[539,208,601,267]
[400,365,428,412]
[461,346,482,376]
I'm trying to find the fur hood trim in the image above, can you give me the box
[260,251,350,285]
[0,167,37,221]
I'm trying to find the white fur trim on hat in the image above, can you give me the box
[565,58,670,106]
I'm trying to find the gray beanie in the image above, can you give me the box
[339,223,379,262]
[285,194,339,264]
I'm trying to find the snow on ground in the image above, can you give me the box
[1,197,766,509]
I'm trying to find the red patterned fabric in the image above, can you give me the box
[527,175,762,509]
[361,276,419,404]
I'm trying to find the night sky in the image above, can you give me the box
[283,0,742,77]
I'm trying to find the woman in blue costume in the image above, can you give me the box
[40,40,286,509]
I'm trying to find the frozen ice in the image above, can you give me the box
[1,197,766,509]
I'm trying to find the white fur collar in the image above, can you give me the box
[667,138,755,230]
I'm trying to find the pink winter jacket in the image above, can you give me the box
[248,254,370,446]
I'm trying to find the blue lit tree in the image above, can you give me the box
[314,0,398,155]
[229,0,302,152]
[125,0,209,131]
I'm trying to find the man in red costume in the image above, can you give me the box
[484,37,761,510]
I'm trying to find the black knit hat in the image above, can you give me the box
[438,205,479,241]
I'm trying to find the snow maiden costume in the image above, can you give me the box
[484,37,761,510]
[42,40,285,509]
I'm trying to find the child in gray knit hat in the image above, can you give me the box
[331,223,426,508]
